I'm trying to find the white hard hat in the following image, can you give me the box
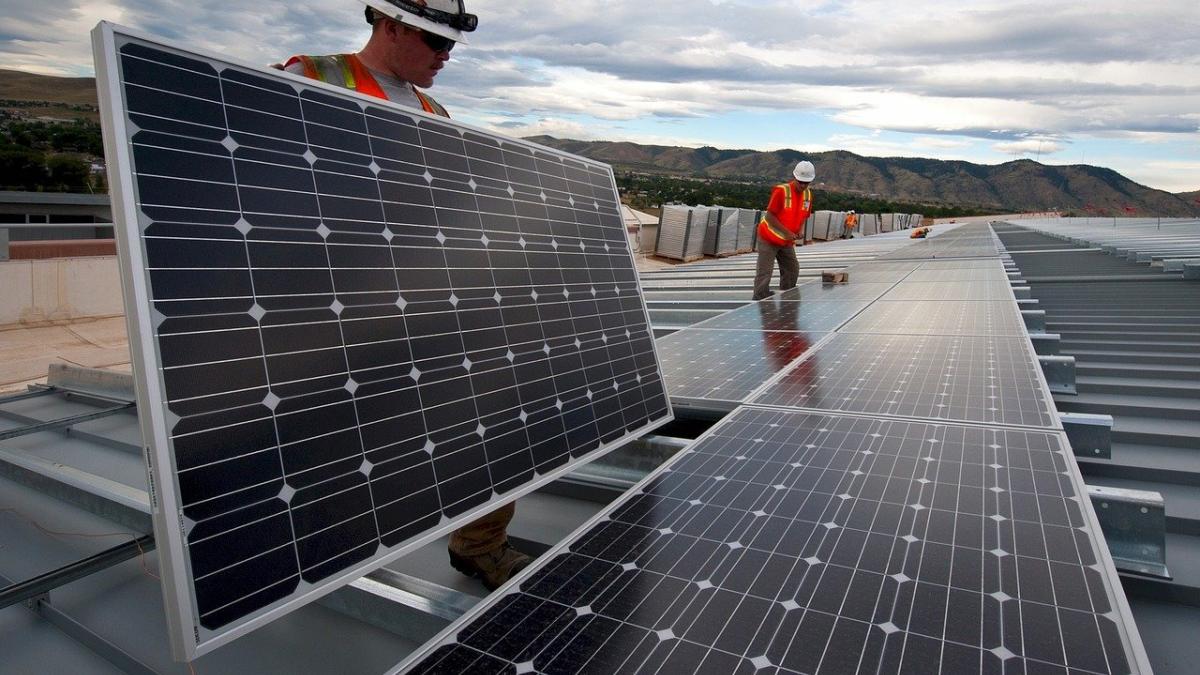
[793,160,815,182]
[361,0,476,44]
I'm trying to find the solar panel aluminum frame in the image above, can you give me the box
[93,22,672,660]
[392,406,1151,674]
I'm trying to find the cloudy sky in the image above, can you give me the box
[4,0,1199,192]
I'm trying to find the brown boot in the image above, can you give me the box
[449,542,532,591]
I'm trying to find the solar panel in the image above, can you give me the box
[751,333,1057,428]
[94,23,672,657]
[656,329,825,410]
[914,259,1008,270]
[399,407,1148,674]
[881,282,1015,302]
[905,266,1009,283]
[778,282,897,301]
[691,298,871,333]
[839,268,915,284]
[840,301,1026,337]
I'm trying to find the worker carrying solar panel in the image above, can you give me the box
[842,209,858,238]
[752,160,816,300]
[283,0,532,591]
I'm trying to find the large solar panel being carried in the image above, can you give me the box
[93,23,671,658]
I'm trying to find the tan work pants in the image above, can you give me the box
[753,240,799,301]
[448,502,515,557]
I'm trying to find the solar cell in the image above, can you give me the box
[881,282,1015,302]
[400,407,1147,674]
[905,268,1010,283]
[751,333,1056,428]
[691,297,872,333]
[656,329,825,409]
[94,24,671,657]
[839,301,1026,337]
[778,282,897,301]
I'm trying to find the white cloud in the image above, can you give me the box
[993,139,1066,156]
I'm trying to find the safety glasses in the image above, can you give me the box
[419,29,455,53]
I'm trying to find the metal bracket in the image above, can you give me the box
[1028,332,1060,355]
[1088,485,1171,579]
[1021,309,1046,332]
[1061,412,1112,459]
[1011,285,1032,300]
[1039,355,1076,394]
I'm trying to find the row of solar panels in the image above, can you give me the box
[649,206,925,261]
[400,223,1149,673]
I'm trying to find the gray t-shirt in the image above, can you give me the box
[284,58,426,110]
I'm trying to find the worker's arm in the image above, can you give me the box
[762,211,797,242]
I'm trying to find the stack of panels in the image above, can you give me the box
[859,213,880,236]
[637,222,658,255]
[734,209,759,253]
[656,206,703,262]
[702,208,740,257]
[809,211,832,241]
[400,228,1147,674]
[94,25,673,658]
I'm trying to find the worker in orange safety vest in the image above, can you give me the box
[283,0,532,593]
[753,160,815,300]
[842,210,858,238]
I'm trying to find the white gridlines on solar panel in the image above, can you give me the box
[656,329,825,404]
[94,24,671,658]
[398,406,1145,674]
[839,301,1026,337]
[881,282,1016,303]
[750,333,1057,429]
[688,298,873,334]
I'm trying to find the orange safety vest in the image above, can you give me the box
[845,213,858,229]
[757,182,813,247]
[284,53,449,117]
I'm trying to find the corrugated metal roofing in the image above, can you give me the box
[994,221,1200,674]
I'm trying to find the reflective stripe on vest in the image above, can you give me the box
[284,54,449,118]
[757,183,813,247]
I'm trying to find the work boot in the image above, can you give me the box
[449,542,532,591]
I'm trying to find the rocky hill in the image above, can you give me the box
[2,69,1191,215]
[527,137,1196,216]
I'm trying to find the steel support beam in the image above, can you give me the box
[0,535,155,610]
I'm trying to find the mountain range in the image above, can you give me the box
[526,137,1198,217]
[3,68,1195,215]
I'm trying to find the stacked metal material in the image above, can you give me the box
[859,212,880,236]
[702,207,743,256]
[655,205,708,261]
[733,209,759,253]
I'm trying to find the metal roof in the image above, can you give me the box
[993,219,1200,674]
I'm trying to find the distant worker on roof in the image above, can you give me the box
[283,0,532,592]
[752,160,816,300]
[843,210,858,239]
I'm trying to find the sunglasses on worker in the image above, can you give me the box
[418,29,455,53]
